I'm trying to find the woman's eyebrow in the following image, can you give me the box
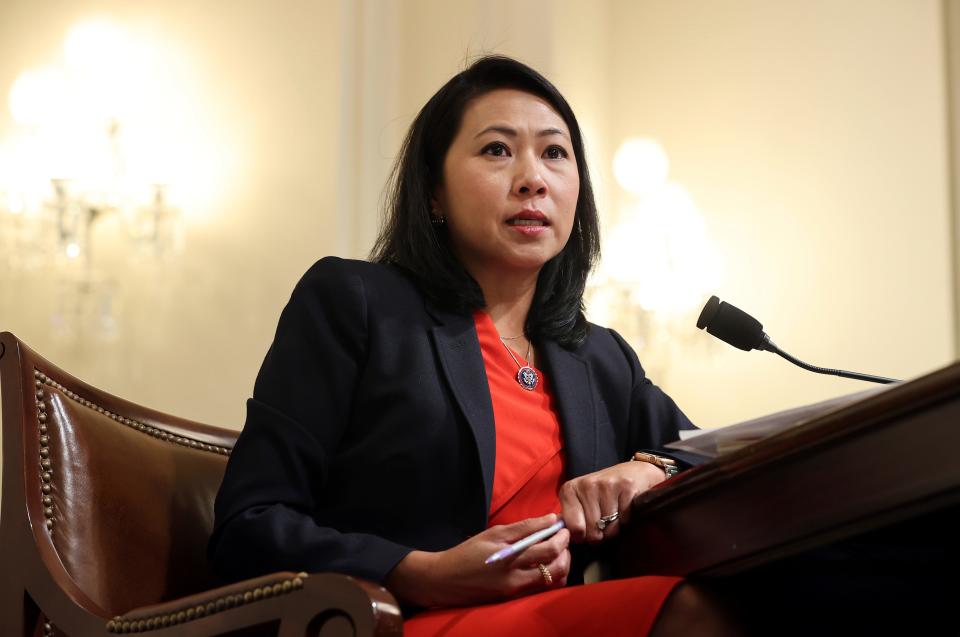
[474,125,569,140]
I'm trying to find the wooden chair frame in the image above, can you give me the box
[0,331,403,637]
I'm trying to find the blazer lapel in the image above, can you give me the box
[539,340,598,479]
[424,300,600,510]
[427,304,497,516]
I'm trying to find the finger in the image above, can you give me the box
[514,528,569,566]
[536,549,571,590]
[533,526,570,558]
[561,549,571,580]
[579,481,605,544]
[560,481,587,543]
[596,472,633,542]
[598,486,632,540]
[551,548,571,581]
[617,485,636,528]
[499,512,558,542]
[593,476,624,541]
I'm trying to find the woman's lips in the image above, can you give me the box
[507,218,547,226]
[506,209,550,235]
[508,222,550,236]
[506,210,549,225]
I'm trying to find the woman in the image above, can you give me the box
[209,55,738,635]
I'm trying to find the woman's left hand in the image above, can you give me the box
[559,460,668,544]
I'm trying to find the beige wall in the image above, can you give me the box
[0,0,956,477]
[947,0,960,359]
[602,0,956,426]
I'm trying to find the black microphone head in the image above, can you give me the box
[696,296,766,351]
[696,295,721,330]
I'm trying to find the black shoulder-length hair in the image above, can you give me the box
[369,55,601,349]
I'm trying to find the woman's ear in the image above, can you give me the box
[430,194,447,225]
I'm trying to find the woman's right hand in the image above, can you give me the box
[385,513,571,608]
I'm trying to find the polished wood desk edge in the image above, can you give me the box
[637,360,960,513]
[614,361,960,577]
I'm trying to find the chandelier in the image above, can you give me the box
[0,19,184,337]
[586,137,726,381]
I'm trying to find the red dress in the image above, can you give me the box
[404,312,681,636]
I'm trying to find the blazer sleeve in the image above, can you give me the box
[608,328,709,470]
[208,257,414,584]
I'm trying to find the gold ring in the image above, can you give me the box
[537,563,553,586]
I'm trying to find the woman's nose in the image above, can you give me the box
[515,154,547,196]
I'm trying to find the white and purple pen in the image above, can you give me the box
[484,520,566,565]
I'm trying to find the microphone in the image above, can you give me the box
[696,295,898,384]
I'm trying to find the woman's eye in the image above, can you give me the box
[544,145,569,160]
[482,142,510,157]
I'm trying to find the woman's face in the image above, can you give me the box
[434,88,579,280]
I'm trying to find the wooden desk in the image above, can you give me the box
[617,361,960,578]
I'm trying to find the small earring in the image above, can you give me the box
[431,210,446,225]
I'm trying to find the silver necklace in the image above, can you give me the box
[499,337,539,391]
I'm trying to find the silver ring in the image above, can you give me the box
[597,511,620,531]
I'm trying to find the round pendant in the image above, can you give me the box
[517,366,539,391]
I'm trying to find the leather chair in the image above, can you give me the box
[0,332,403,637]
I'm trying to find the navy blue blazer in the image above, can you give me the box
[208,257,697,585]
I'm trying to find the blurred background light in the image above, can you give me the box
[613,137,670,196]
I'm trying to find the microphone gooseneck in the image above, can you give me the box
[696,295,898,385]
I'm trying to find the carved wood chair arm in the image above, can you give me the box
[106,571,403,636]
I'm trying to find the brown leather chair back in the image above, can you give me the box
[0,332,239,619]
